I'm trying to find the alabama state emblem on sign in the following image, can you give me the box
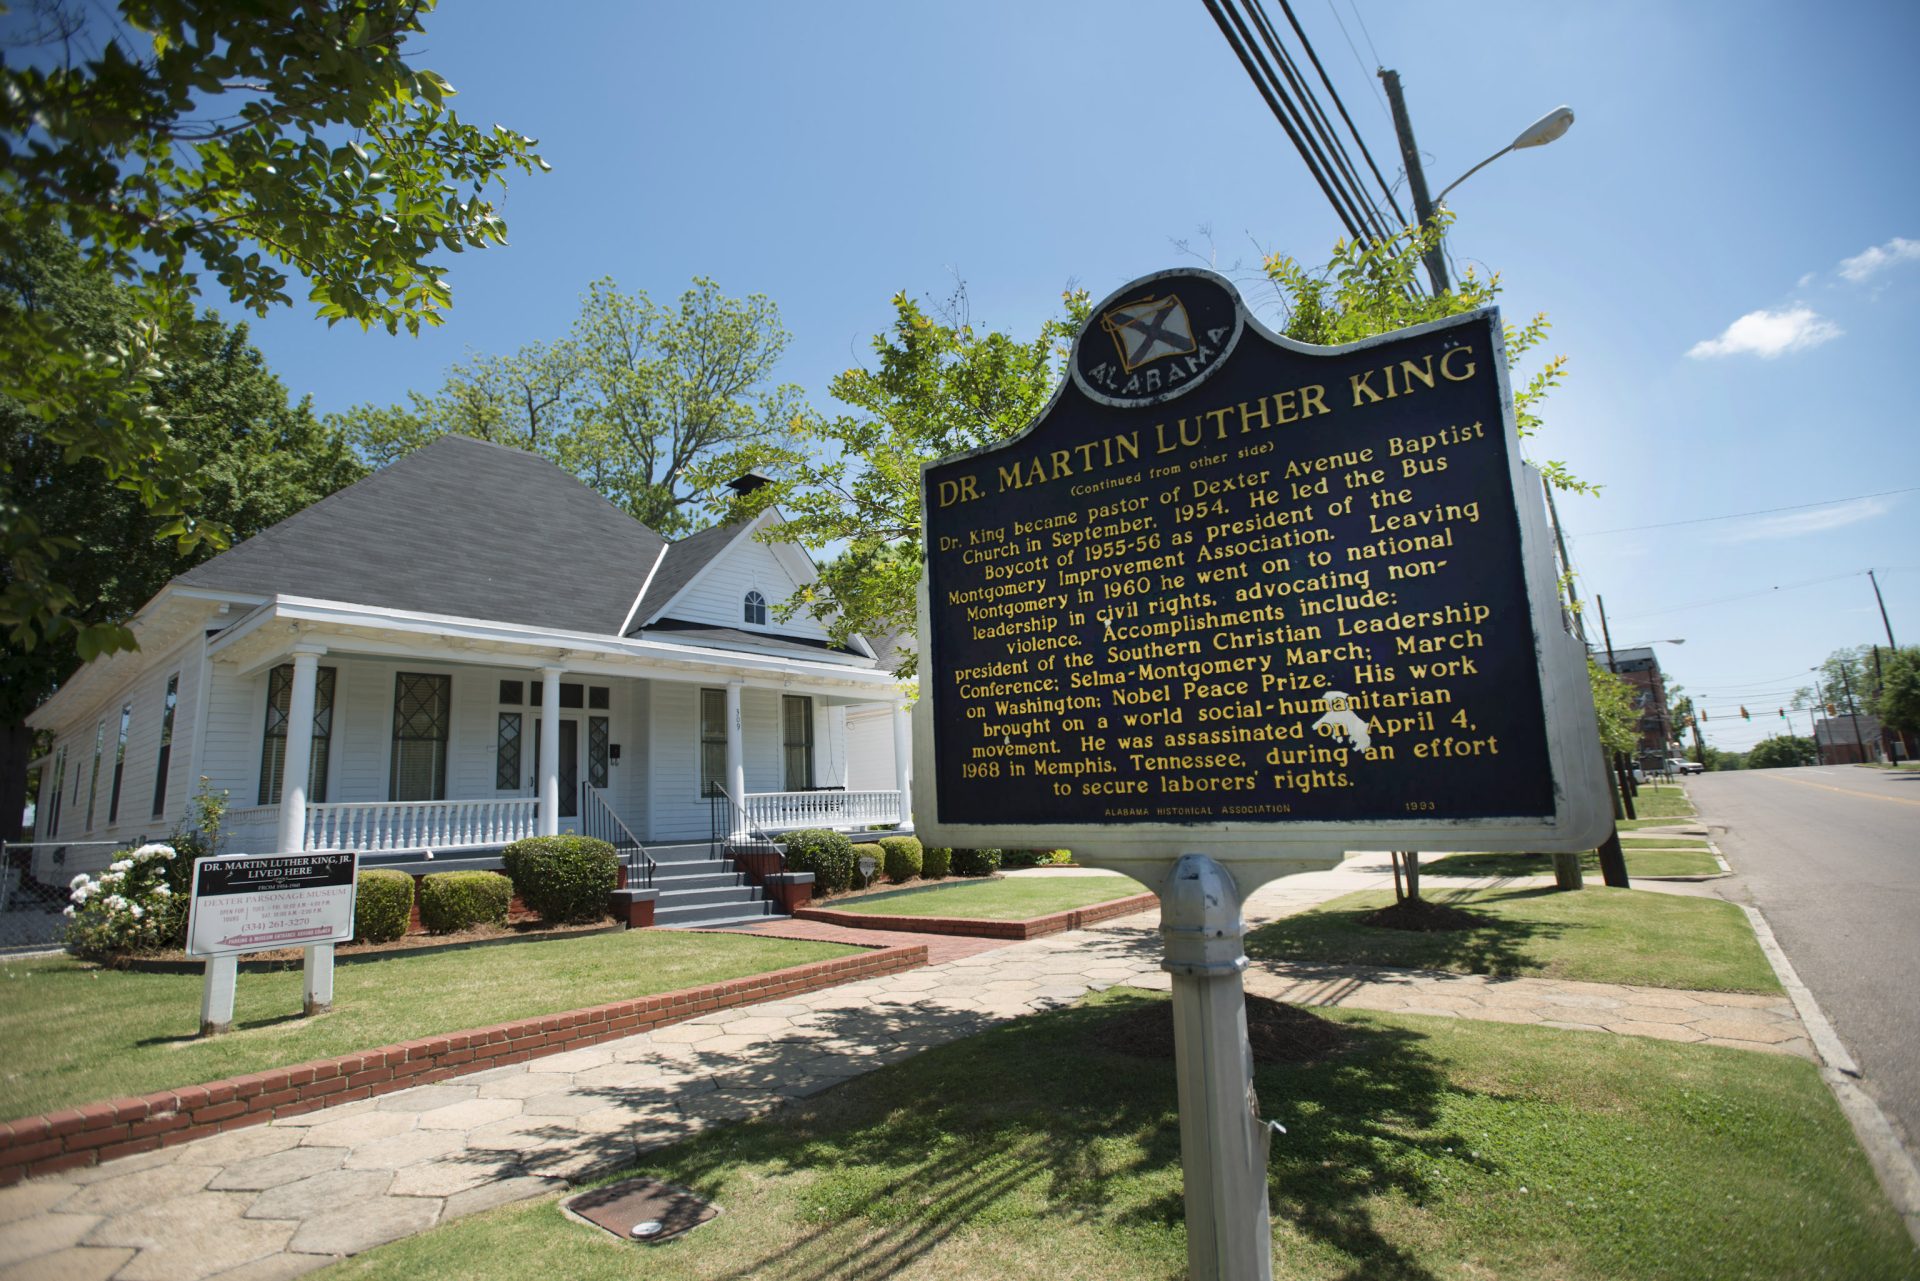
[1071,267,1245,408]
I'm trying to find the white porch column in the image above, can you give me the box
[725,682,746,803]
[275,646,324,854]
[538,665,563,836]
[893,700,913,826]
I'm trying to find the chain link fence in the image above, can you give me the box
[0,841,129,954]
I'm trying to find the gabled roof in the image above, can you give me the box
[629,518,746,625]
[177,435,666,634]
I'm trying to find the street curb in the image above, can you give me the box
[1740,901,1920,1246]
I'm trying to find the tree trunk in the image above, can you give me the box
[0,720,33,843]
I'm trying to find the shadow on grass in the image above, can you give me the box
[1246,886,1573,979]
[1422,851,1598,879]
[511,956,1467,1280]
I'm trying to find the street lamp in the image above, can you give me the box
[1376,71,1576,295]
[1433,106,1577,206]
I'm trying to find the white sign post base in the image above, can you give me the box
[303,943,335,1016]
[1162,854,1274,1281]
[200,954,238,1038]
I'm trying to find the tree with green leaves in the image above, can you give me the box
[1590,658,1640,761]
[1,230,365,836]
[1796,644,1875,719]
[1747,736,1818,770]
[1,0,545,658]
[331,277,802,535]
[1875,646,1920,741]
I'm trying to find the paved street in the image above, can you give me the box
[1691,766,1920,1151]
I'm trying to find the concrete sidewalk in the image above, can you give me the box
[0,855,1812,1280]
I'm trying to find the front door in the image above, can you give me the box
[532,718,581,819]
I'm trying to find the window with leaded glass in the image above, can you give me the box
[588,685,609,710]
[783,696,815,790]
[700,688,727,798]
[47,747,66,838]
[85,720,104,831]
[744,590,768,626]
[497,712,522,790]
[259,664,337,805]
[390,672,452,801]
[588,716,609,789]
[108,703,131,824]
[152,674,178,818]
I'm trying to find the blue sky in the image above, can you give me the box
[228,0,1919,755]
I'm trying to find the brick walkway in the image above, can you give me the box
[0,856,1814,1280]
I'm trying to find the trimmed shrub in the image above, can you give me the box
[1002,848,1041,868]
[950,847,1003,877]
[419,871,513,934]
[501,835,618,923]
[783,828,855,893]
[355,869,415,942]
[921,846,952,879]
[878,835,923,883]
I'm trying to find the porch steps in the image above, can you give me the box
[644,842,777,929]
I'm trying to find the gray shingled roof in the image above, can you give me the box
[627,519,750,631]
[177,435,667,634]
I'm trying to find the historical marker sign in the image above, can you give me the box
[914,269,1609,888]
[186,851,359,957]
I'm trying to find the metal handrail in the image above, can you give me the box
[708,785,785,868]
[581,783,655,889]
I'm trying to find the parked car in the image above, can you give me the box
[1671,757,1705,775]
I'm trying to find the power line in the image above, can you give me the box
[1346,0,1385,67]
[1275,0,1406,226]
[1204,0,1373,244]
[1611,571,1865,622]
[1572,487,1919,538]
[1323,0,1392,124]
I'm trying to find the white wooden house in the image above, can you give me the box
[26,436,910,926]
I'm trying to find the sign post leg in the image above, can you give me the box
[1161,854,1273,1281]
[303,943,335,1015]
[200,953,237,1037]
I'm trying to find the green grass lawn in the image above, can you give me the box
[317,989,1915,1281]
[1619,835,1710,850]
[0,931,856,1122]
[827,875,1145,920]
[1424,847,1722,879]
[1627,784,1696,819]
[1247,887,1778,993]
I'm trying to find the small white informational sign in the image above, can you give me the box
[186,851,359,957]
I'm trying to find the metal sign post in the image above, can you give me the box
[914,269,1611,1277]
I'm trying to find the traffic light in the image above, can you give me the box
[1779,709,1787,719]
[1740,706,1750,721]
[1826,703,1837,716]
[1702,709,1710,722]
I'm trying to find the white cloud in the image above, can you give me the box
[1714,496,1895,544]
[1686,306,1841,359]
[1837,236,1920,283]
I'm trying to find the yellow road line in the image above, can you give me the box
[1769,775,1920,807]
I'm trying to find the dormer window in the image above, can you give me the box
[744,590,768,626]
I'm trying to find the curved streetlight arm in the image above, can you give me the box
[1433,106,1576,207]
[1434,146,1512,207]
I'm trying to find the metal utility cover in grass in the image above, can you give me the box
[562,1178,719,1245]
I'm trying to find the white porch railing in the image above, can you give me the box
[222,799,540,854]
[305,799,540,852]
[744,789,903,832]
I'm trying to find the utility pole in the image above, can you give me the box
[1839,666,1869,763]
[1811,676,1829,765]
[1588,594,1632,887]
[1377,69,1449,295]
[1869,569,1898,649]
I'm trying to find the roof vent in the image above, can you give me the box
[726,470,774,496]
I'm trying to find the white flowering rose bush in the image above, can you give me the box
[65,843,189,959]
